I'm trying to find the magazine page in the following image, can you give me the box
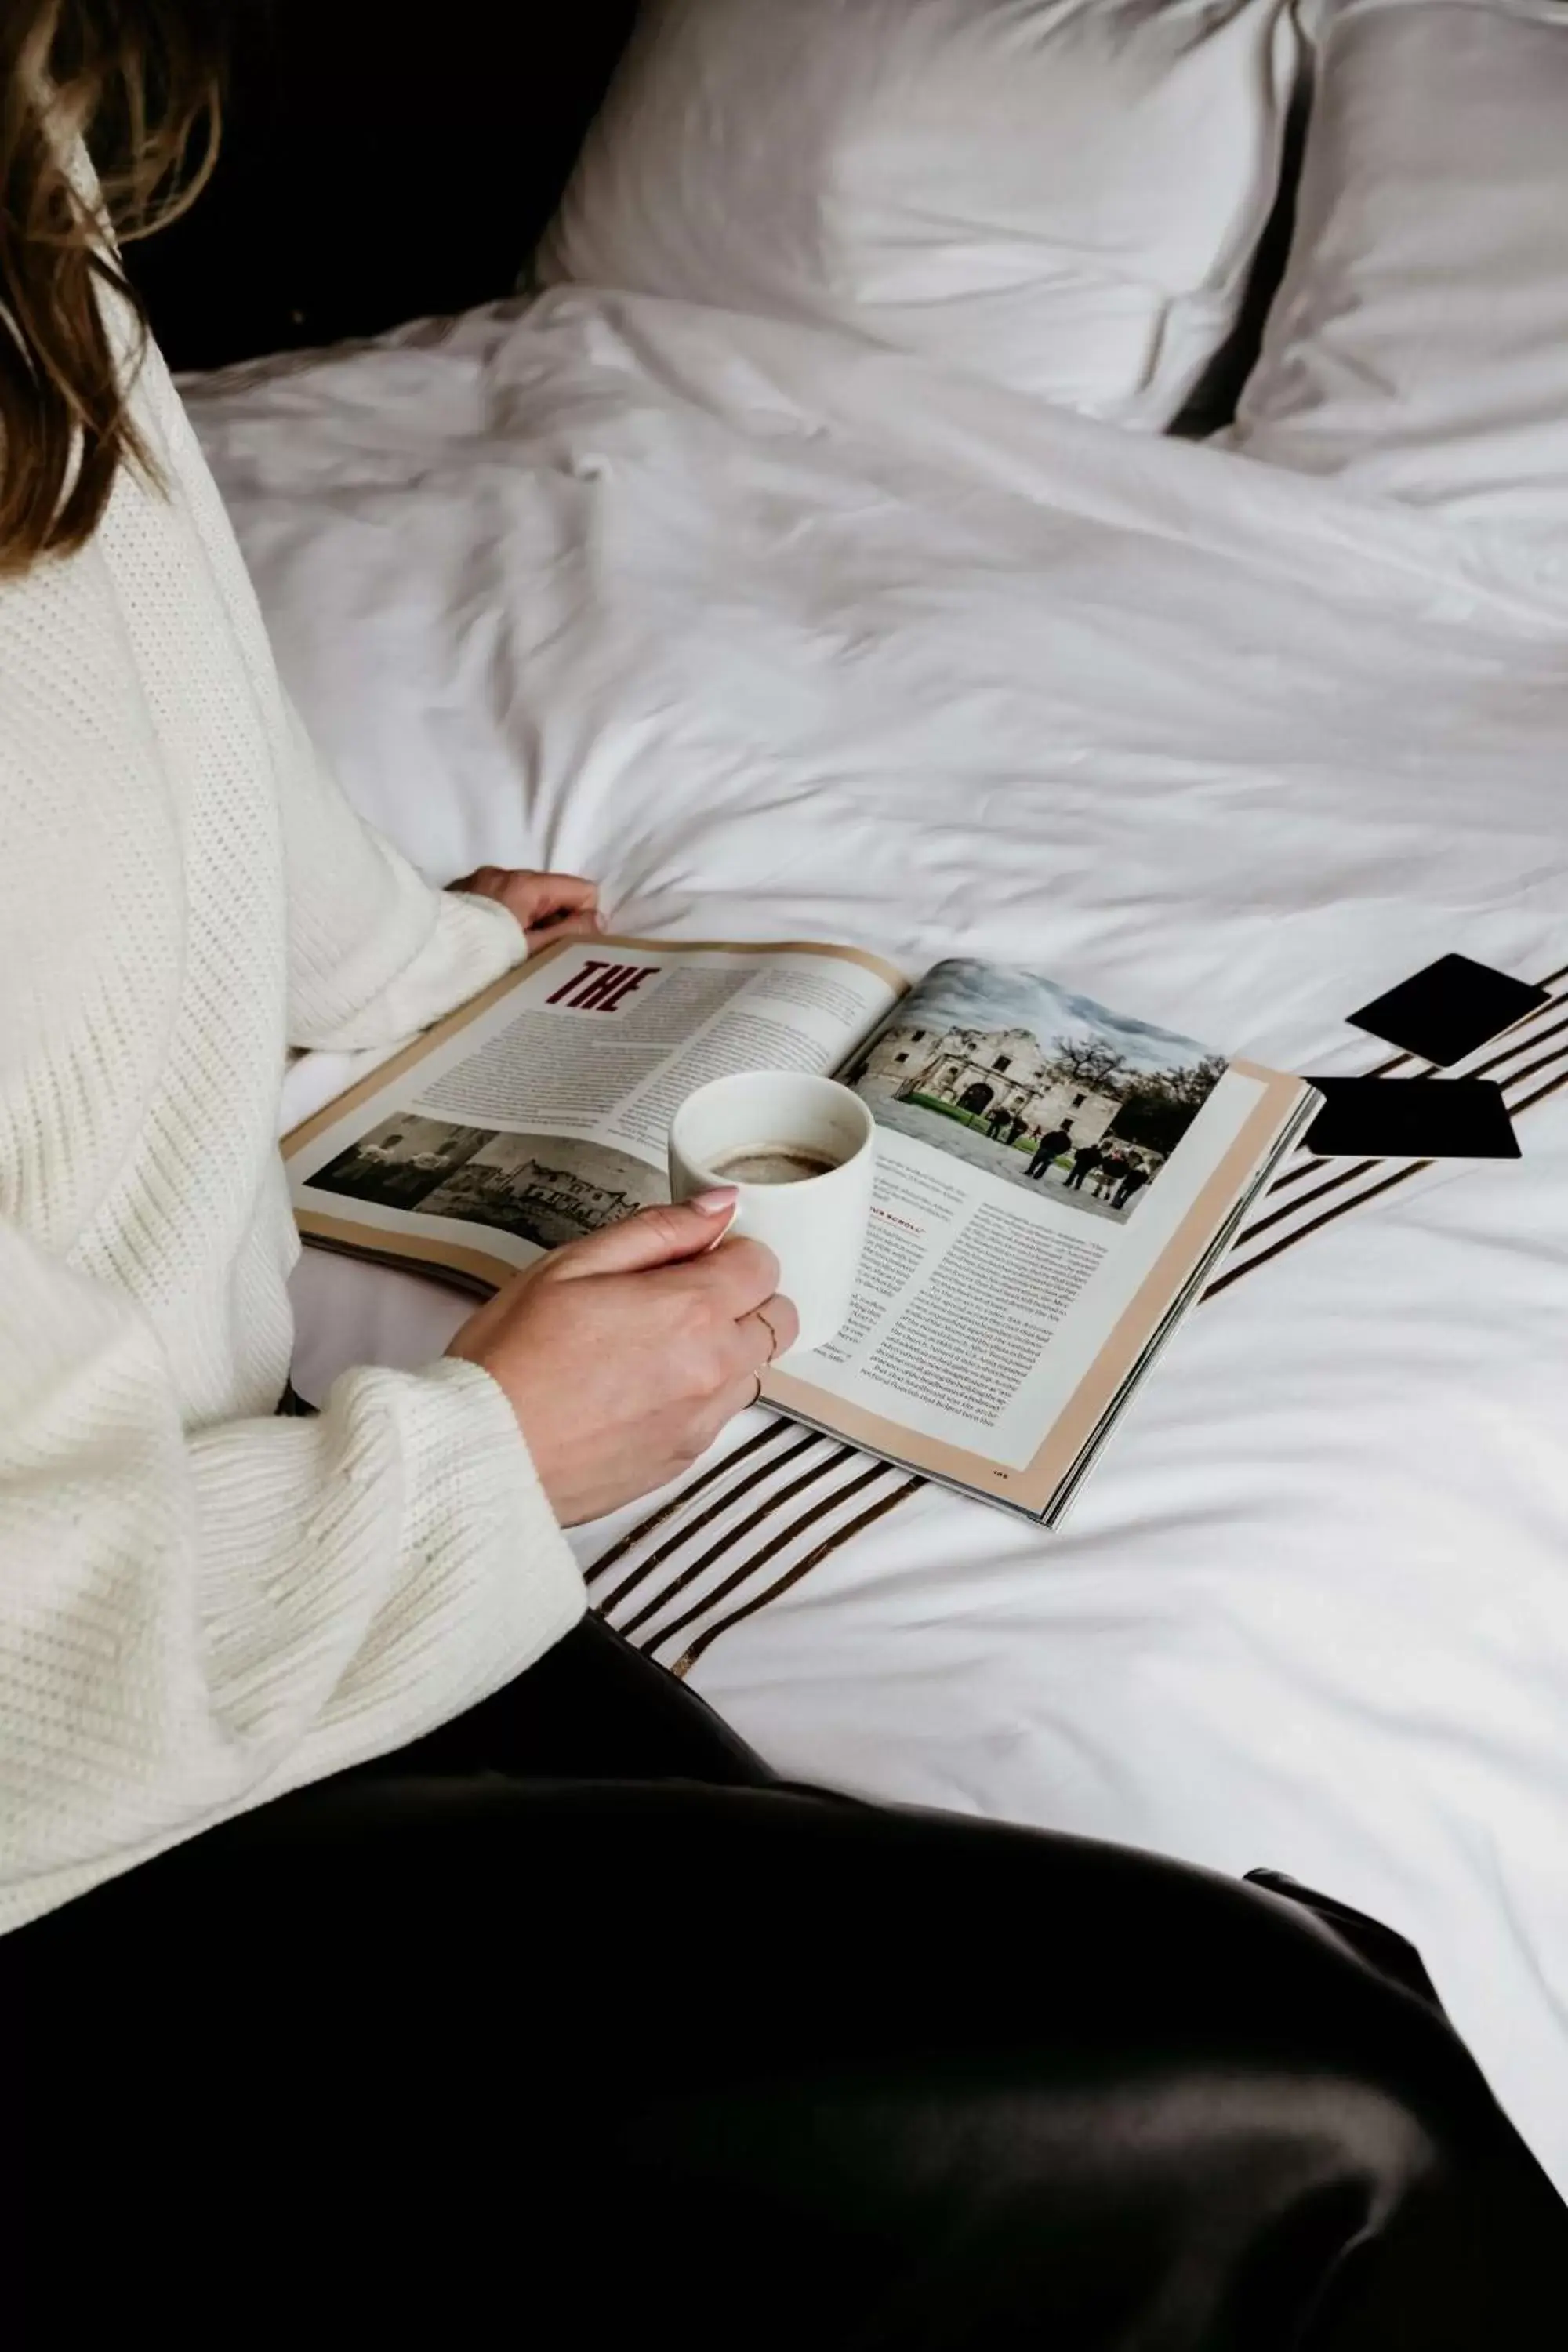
[766,960,1309,1515]
[284,935,905,1289]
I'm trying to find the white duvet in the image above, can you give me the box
[186,291,1568,2187]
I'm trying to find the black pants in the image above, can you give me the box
[10,1617,1565,2348]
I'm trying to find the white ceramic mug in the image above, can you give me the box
[668,1072,876,1356]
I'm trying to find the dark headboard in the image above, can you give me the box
[125,1,640,372]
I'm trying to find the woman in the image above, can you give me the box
[0,0,805,1930]
[5,9,1563,2342]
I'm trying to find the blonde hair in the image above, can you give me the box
[0,1,223,572]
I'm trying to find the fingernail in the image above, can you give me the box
[692,1188,739,1214]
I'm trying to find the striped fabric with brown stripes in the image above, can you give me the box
[1210,964,1568,1291]
[590,965,1568,1673]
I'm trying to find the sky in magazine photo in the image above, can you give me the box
[845,960,1226,1224]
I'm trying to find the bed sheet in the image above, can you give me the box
[186,292,1568,2187]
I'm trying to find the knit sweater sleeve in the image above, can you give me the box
[0,311,587,1935]
[278,694,527,1051]
[127,299,523,1053]
[0,1203,584,1929]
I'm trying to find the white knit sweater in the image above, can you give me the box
[0,310,585,1933]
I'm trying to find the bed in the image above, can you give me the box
[167,2,1568,2192]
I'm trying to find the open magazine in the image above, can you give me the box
[284,937,1319,1523]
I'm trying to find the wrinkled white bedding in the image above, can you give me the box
[187,290,1568,2185]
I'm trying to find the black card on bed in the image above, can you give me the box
[1301,1077,1519,1160]
[1347,954,1548,1066]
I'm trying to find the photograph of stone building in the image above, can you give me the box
[418,1130,660,1250]
[846,960,1225,1223]
[858,1024,1123,1146]
[309,1115,495,1212]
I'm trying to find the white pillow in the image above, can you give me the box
[539,0,1301,430]
[1229,0,1568,539]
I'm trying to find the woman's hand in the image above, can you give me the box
[446,1194,800,1526]
[448,866,602,953]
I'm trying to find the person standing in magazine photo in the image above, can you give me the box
[1116,1156,1153,1212]
[1066,1142,1102,1190]
[1026,1122,1074,1179]
[3,5,1564,2342]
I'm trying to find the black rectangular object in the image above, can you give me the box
[1347,955,1548,1067]
[1301,1077,1519,1160]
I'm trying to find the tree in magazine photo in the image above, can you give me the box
[844,960,1226,1225]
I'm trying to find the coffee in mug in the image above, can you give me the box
[708,1145,840,1186]
[667,1072,877,1355]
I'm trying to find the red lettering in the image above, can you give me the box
[544,960,662,1011]
[571,961,636,1010]
[546,960,607,1006]
[601,967,655,1012]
